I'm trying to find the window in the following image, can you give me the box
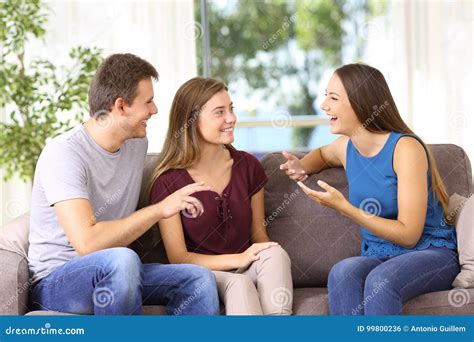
[194,0,386,153]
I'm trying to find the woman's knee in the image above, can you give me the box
[224,273,255,292]
[256,245,291,265]
[329,257,359,284]
[364,267,393,296]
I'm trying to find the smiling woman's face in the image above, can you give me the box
[197,90,236,145]
[320,73,361,136]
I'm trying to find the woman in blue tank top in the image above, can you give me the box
[280,63,459,315]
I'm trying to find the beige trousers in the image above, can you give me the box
[213,246,293,315]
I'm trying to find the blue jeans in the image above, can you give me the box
[30,247,219,315]
[328,247,459,315]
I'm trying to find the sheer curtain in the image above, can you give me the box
[365,1,473,172]
[1,0,197,225]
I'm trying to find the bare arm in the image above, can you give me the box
[299,137,428,248]
[55,182,209,256]
[250,188,271,243]
[158,188,276,271]
[301,135,347,172]
[281,136,348,181]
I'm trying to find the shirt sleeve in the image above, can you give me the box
[39,142,89,206]
[149,172,176,205]
[246,153,268,197]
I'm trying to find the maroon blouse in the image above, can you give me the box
[150,148,268,255]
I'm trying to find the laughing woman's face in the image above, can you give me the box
[320,73,361,136]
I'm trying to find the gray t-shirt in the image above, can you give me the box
[28,125,148,284]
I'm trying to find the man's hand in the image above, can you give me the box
[157,182,210,219]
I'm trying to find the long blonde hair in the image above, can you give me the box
[335,63,454,225]
[145,77,232,203]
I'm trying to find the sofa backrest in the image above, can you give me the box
[124,144,473,287]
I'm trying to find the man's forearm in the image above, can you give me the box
[80,202,164,255]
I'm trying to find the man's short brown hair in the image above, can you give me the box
[88,53,159,116]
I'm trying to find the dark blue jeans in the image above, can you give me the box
[327,247,459,315]
[30,247,219,315]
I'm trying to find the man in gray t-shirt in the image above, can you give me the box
[27,53,218,315]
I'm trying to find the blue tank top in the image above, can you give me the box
[345,131,457,257]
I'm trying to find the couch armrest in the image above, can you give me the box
[0,249,30,315]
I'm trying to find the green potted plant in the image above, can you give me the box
[0,0,102,182]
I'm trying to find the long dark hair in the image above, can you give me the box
[335,63,453,225]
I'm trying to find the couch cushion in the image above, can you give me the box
[403,288,474,315]
[428,144,472,197]
[452,194,474,288]
[292,287,329,315]
[0,213,30,257]
[291,287,474,315]
[0,249,30,315]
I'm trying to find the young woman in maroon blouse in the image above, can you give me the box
[147,77,293,315]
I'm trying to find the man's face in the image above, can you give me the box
[121,78,158,138]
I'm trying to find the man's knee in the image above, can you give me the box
[177,264,217,294]
[99,247,142,280]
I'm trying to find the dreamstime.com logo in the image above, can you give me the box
[270,287,292,308]
[271,109,292,130]
[264,189,300,227]
[448,288,470,308]
[359,198,382,218]
[92,287,115,308]
[4,323,85,336]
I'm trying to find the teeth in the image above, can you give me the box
[221,128,233,132]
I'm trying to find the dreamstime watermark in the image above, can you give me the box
[4,198,27,219]
[449,110,471,133]
[1,279,33,312]
[359,198,382,218]
[360,19,384,42]
[183,21,203,40]
[6,20,25,40]
[264,189,300,227]
[173,277,211,315]
[92,189,123,220]
[270,287,292,308]
[271,109,292,130]
[92,287,115,308]
[448,288,470,308]
[351,101,389,138]
[262,14,297,50]
[92,109,115,130]
[5,323,85,336]
[352,278,389,315]
[174,109,200,139]
[90,109,139,132]
[441,192,472,227]
[181,197,204,219]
